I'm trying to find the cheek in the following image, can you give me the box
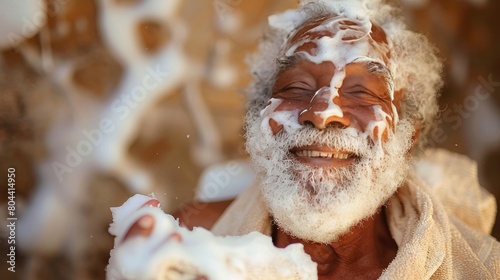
[371,115,394,142]
[358,105,394,144]
[269,119,284,135]
[343,103,392,144]
[260,99,306,135]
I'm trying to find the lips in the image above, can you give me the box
[294,150,352,159]
[291,146,357,167]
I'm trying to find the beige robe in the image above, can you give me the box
[211,149,500,279]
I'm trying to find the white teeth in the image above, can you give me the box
[295,150,351,159]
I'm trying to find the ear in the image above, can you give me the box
[393,89,403,115]
[393,89,420,152]
[409,122,421,153]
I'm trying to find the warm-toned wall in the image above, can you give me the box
[0,0,498,278]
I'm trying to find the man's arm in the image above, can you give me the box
[171,199,234,230]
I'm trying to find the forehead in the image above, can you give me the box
[289,15,388,44]
[281,15,391,66]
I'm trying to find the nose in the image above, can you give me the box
[298,87,351,130]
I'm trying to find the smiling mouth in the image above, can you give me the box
[293,150,354,159]
[291,146,358,166]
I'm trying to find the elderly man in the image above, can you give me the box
[170,0,500,279]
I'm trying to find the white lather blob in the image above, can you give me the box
[363,105,393,155]
[107,194,317,280]
[284,17,381,67]
[109,194,157,237]
[260,98,303,135]
[309,86,343,127]
[260,98,282,118]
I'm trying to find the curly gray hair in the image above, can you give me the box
[245,0,443,152]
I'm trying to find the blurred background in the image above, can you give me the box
[0,0,499,279]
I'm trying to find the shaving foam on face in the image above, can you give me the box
[306,87,343,128]
[284,17,381,67]
[352,56,395,100]
[261,0,399,142]
[266,3,398,135]
[362,105,393,154]
[260,98,303,135]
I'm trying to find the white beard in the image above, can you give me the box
[245,112,414,243]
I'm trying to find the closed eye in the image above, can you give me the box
[342,86,392,107]
[343,85,385,99]
[273,82,314,99]
[343,85,375,95]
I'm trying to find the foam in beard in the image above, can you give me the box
[253,119,414,244]
[107,194,317,280]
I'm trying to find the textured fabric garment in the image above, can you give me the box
[211,149,500,279]
[211,178,272,236]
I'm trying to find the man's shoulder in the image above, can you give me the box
[171,199,234,230]
[172,160,257,230]
[412,148,497,234]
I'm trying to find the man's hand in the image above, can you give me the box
[106,194,317,280]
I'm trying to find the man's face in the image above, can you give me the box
[246,15,414,243]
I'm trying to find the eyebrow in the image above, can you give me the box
[353,58,395,95]
[276,53,306,74]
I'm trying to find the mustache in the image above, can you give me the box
[272,125,369,154]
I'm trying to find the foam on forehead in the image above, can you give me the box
[270,1,394,106]
[267,1,398,137]
[269,0,374,32]
[269,0,390,69]
[286,17,387,66]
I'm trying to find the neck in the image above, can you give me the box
[273,207,398,279]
